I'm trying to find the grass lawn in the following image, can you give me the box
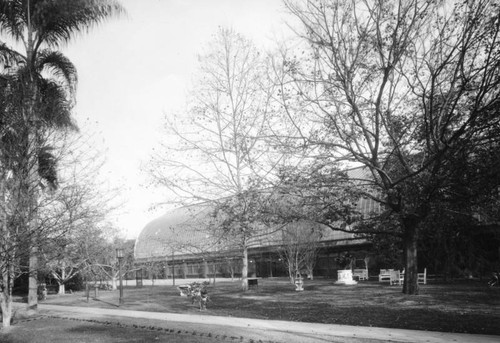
[37,277,500,335]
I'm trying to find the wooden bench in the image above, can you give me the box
[378,269,393,282]
[379,268,425,285]
[353,268,368,281]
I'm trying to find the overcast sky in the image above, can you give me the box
[61,0,291,239]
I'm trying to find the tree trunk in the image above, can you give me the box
[1,262,14,328]
[402,217,419,295]
[288,263,294,284]
[0,294,13,327]
[28,245,38,309]
[58,283,66,295]
[0,173,14,327]
[306,266,314,280]
[241,245,248,291]
[57,266,66,295]
[27,125,40,310]
[212,261,216,284]
[203,260,208,279]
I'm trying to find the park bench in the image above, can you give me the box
[381,268,426,285]
[353,268,368,281]
[378,269,393,282]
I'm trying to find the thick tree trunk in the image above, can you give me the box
[241,245,248,291]
[402,217,419,295]
[0,173,13,327]
[58,283,66,295]
[0,295,13,327]
[27,124,40,309]
[28,245,38,309]
[57,266,66,295]
[1,263,14,328]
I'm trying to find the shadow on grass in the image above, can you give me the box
[1,318,220,343]
[41,278,500,335]
[69,324,112,333]
[92,298,120,308]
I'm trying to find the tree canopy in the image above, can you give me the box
[277,0,500,294]
[0,0,124,325]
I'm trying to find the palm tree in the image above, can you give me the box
[0,0,124,322]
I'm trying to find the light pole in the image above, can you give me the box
[116,248,124,305]
[172,249,175,286]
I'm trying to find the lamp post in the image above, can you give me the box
[172,249,175,286]
[116,248,124,305]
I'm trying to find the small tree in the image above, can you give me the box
[143,258,164,286]
[278,221,323,283]
[84,238,135,290]
[36,129,120,295]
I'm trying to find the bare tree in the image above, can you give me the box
[148,27,280,291]
[83,238,135,290]
[278,220,324,283]
[0,124,65,324]
[36,129,120,295]
[280,0,500,294]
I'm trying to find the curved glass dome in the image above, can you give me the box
[134,204,216,261]
[135,203,360,262]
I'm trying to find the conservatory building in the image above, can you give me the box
[134,198,376,280]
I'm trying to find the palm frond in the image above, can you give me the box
[38,145,58,190]
[0,42,25,70]
[36,49,77,98]
[0,0,25,44]
[36,78,77,131]
[34,0,125,48]
[0,69,25,135]
[0,54,78,132]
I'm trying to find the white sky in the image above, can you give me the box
[61,0,291,239]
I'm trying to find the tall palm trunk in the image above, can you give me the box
[26,96,41,310]
[1,170,15,327]
[27,154,40,308]
[26,12,41,307]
